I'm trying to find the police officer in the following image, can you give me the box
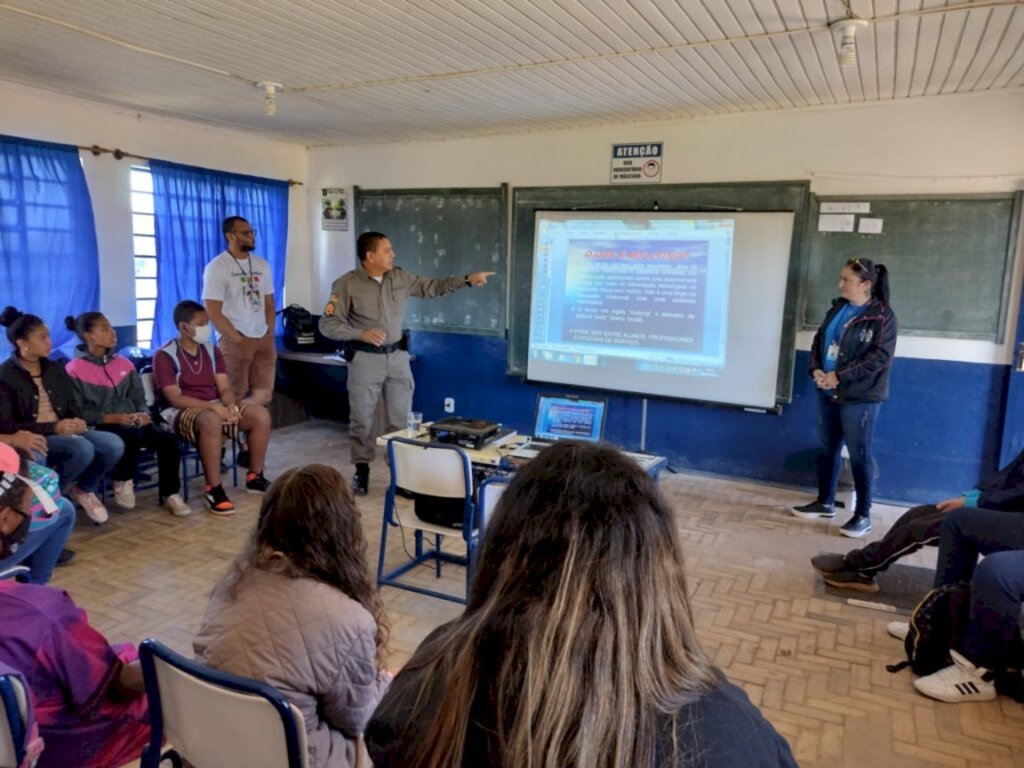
[320,231,494,495]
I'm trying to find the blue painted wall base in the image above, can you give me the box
[408,331,1008,504]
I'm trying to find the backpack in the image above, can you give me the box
[281,304,316,350]
[887,582,972,676]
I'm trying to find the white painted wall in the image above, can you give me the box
[308,89,1024,363]
[0,80,311,327]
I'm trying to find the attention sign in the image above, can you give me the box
[611,142,663,184]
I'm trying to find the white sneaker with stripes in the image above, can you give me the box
[913,650,996,703]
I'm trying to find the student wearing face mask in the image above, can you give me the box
[0,442,75,585]
[153,300,273,515]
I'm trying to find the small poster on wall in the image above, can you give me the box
[321,188,349,231]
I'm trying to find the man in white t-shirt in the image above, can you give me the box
[202,216,277,407]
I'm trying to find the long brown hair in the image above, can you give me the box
[223,464,389,665]
[405,441,715,768]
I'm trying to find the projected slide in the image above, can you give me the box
[526,211,795,408]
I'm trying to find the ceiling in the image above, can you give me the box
[1,0,1022,146]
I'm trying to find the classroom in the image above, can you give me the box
[1,1,1023,766]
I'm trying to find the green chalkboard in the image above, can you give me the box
[508,181,811,402]
[353,186,508,336]
[802,195,1022,340]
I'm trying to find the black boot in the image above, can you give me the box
[352,463,369,496]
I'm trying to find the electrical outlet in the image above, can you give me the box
[444,397,455,413]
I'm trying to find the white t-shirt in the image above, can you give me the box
[202,251,275,338]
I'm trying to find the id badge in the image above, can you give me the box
[826,341,840,363]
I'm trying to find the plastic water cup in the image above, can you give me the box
[407,411,423,436]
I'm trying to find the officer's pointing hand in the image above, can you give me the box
[467,271,496,286]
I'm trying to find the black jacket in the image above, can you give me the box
[0,355,81,435]
[976,448,1024,511]
[366,626,797,768]
[809,297,898,403]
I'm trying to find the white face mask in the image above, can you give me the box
[190,323,212,344]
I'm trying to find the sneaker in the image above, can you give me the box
[352,463,369,497]
[163,493,192,517]
[811,553,849,575]
[113,479,136,509]
[913,650,997,703]
[70,487,109,524]
[840,515,872,538]
[56,548,76,567]
[791,500,835,519]
[887,621,910,641]
[203,484,236,516]
[245,472,271,494]
[823,568,879,593]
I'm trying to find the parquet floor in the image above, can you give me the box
[51,420,1024,768]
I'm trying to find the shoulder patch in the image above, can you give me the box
[324,302,335,317]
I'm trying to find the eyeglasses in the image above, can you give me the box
[233,229,256,236]
[849,258,870,274]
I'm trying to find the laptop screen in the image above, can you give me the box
[533,394,607,443]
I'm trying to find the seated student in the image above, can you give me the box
[0,306,124,524]
[0,443,76,584]
[811,447,1024,592]
[896,507,1024,703]
[63,312,190,517]
[194,464,391,768]
[366,442,797,768]
[0,579,150,768]
[152,300,271,514]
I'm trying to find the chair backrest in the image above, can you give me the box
[0,566,29,582]
[139,639,308,768]
[0,668,42,768]
[388,438,473,499]
[477,475,509,532]
[140,368,157,409]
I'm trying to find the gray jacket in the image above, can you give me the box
[194,569,389,768]
[319,264,465,344]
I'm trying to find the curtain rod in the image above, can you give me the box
[79,144,304,187]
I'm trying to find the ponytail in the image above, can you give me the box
[64,311,106,342]
[872,264,890,304]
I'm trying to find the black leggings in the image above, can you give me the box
[98,423,181,498]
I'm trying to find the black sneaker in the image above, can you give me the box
[204,484,236,516]
[245,472,271,494]
[791,500,835,519]
[823,568,879,592]
[810,552,848,575]
[840,515,872,538]
[352,463,370,497]
[56,548,77,567]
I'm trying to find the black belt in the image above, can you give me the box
[352,340,402,354]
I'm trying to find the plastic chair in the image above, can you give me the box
[0,666,42,768]
[377,437,478,604]
[138,639,308,768]
[140,370,238,502]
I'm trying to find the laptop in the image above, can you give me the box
[508,393,608,460]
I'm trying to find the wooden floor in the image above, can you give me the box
[52,420,1024,768]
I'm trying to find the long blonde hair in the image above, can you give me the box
[405,441,714,768]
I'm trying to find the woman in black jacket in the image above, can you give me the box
[791,258,897,538]
[366,442,797,768]
[0,307,123,524]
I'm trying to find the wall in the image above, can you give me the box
[0,80,312,330]
[308,90,1024,502]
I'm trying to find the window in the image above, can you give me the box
[130,166,157,347]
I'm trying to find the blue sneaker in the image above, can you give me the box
[790,500,835,519]
[840,515,872,538]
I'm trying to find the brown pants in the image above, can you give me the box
[219,332,277,400]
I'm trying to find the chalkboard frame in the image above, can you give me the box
[800,193,1023,341]
[353,184,509,337]
[507,181,811,405]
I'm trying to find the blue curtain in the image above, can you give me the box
[149,160,289,348]
[0,135,100,352]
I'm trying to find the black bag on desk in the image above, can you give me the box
[282,304,317,350]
